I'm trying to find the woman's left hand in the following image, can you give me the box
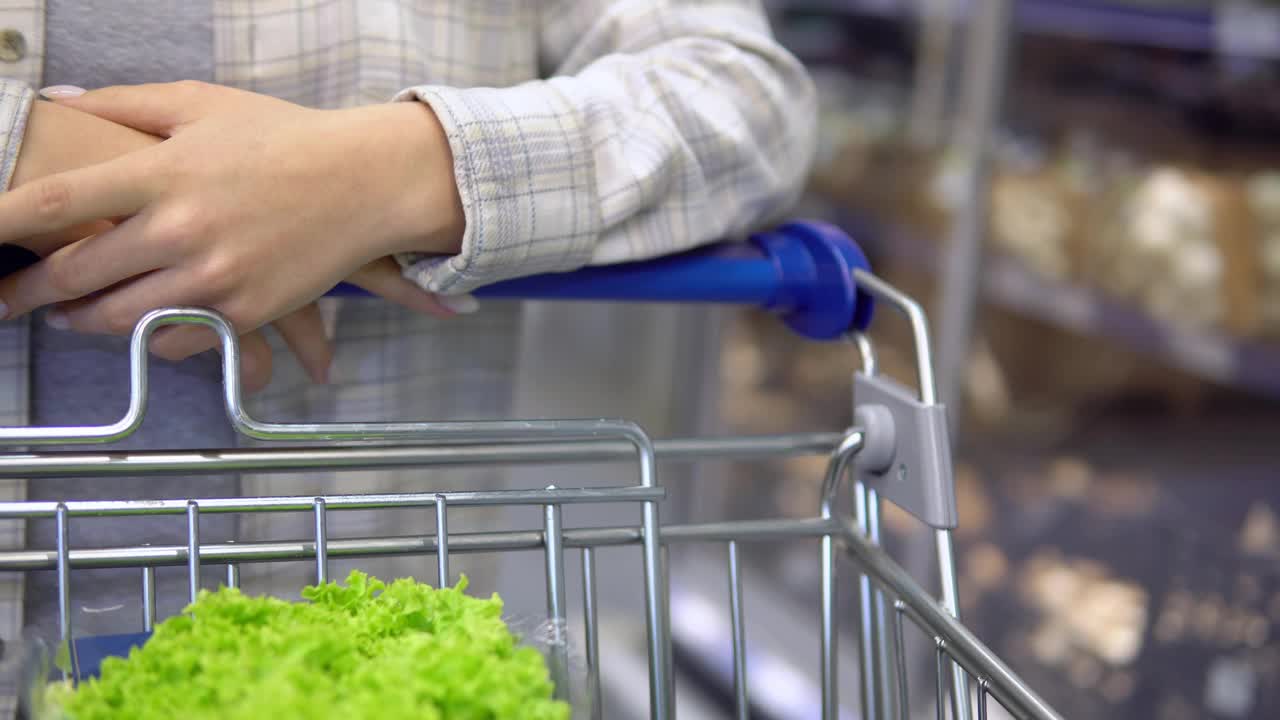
[0,81,465,364]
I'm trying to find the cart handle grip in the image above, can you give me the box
[329,221,875,341]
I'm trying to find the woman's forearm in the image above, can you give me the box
[392,2,816,296]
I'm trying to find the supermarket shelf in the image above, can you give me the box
[862,222,1280,399]
[778,0,1280,57]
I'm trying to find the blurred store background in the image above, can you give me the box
[499,2,1280,718]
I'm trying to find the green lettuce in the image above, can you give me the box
[48,571,571,720]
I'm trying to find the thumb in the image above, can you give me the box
[40,81,218,137]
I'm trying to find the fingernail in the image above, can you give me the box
[439,294,479,315]
[45,311,69,330]
[37,85,86,100]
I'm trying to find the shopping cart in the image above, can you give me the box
[0,221,1062,720]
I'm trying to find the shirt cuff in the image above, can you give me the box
[392,83,601,295]
[0,80,34,192]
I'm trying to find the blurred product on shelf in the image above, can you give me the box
[1091,166,1261,334]
[1018,549,1148,668]
[806,76,1280,342]
[1247,173,1280,332]
[1238,501,1280,558]
[990,165,1081,281]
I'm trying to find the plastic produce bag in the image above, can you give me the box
[507,614,596,718]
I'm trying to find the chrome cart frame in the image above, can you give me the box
[0,223,1062,719]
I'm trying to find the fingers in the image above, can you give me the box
[145,324,266,392]
[46,270,275,393]
[22,219,117,258]
[273,303,332,384]
[144,257,444,386]
[147,324,216,362]
[144,320,274,394]
[146,324,273,394]
[149,303,329,391]
[149,302,332,384]
[346,257,455,319]
[0,153,156,246]
[52,81,224,137]
[230,330,274,395]
[50,269,187,336]
[0,217,169,320]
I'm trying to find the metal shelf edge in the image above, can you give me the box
[777,0,1275,57]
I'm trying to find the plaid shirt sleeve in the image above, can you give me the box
[394,1,817,295]
[0,77,33,720]
[0,80,33,193]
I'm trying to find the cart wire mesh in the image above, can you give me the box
[0,282,1063,719]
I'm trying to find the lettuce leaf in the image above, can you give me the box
[48,571,571,720]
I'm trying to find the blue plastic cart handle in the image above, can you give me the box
[330,221,874,340]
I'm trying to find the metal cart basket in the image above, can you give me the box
[0,222,1063,720]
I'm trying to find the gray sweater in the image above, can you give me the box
[24,1,234,640]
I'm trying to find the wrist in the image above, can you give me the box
[14,100,158,188]
[12,101,64,188]
[355,102,464,258]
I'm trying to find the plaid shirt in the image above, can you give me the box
[0,0,814,708]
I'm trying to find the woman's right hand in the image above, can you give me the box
[10,98,455,393]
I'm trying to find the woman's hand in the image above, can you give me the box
[10,99,349,392]
[2,84,465,391]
